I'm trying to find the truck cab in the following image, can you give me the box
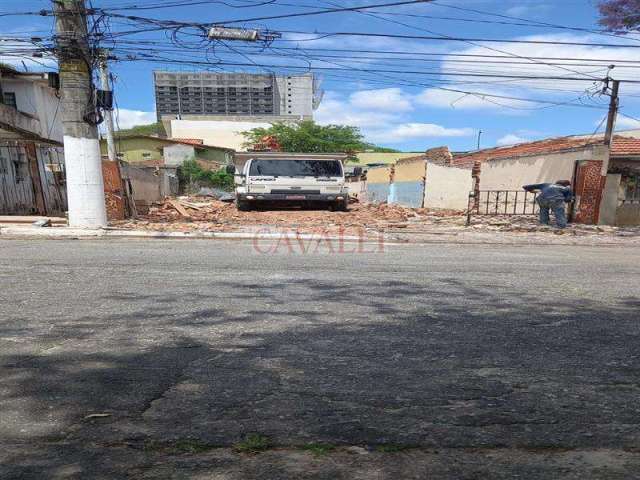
[228,157,361,211]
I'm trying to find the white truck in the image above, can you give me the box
[227,157,361,211]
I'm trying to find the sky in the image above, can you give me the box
[2,0,640,152]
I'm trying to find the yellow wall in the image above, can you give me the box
[355,152,422,165]
[395,158,426,182]
[100,137,164,163]
[367,166,391,184]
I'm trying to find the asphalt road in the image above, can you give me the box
[2,239,640,479]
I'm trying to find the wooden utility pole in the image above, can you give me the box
[98,52,117,162]
[53,0,107,227]
[604,79,620,147]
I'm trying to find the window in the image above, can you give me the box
[142,152,152,158]
[3,92,17,109]
[250,160,343,177]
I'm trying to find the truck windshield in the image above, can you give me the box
[249,160,343,177]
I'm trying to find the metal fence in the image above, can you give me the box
[467,190,539,225]
[0,142,67,216]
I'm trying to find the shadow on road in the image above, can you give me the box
[2,276,640,478]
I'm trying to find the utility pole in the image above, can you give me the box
[98,52,117,162]
[477,130,483,150]
[53,0,107,228]
[604,79,620,147]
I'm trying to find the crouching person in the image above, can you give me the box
[523,180,573,229]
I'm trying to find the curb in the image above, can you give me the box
[1,225,638,247]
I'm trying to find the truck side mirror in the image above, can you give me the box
[353,167,363,177]
[225,164,236,175]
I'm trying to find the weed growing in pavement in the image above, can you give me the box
[300,443,336,456]
[233,433,272,454]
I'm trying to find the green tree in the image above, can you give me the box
[242,121,396,159]
[117,122,167,138]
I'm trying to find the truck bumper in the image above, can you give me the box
[238,193,347,202]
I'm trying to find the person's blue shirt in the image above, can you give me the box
[523,183,573,203]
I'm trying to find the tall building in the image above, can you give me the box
[154,71,320,121]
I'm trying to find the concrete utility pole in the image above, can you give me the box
[53,0,107,228]
[604,79,620,148]
[98,53,117,162]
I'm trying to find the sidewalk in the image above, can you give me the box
[2,222,640,246]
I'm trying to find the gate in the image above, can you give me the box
[466,190,539,225]
[0,142,67,216]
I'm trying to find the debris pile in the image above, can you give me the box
[113,196,448,234]
[110,197,640,240]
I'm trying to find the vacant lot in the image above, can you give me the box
[2,240,640,479]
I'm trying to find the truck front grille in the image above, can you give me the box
[270,189,321,195]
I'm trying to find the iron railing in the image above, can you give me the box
[466,190,539,225]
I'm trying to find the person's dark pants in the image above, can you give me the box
[538,199,567,228]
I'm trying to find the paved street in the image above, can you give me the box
[2,239,640,479]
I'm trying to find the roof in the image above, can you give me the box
[451,135,640,166]
[611,136,640,157]
[171,137,204,146]
[453,136,604,166]
[235,152,349,163]
[107,134,234,151]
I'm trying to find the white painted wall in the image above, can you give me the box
[424,163,473,210]
[1,77,63,142]
[163,143,195,167]
[479,146,606,191]
[170,119,270,151]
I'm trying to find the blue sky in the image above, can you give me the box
[3,0,640,151]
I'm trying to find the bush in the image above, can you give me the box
[177,159,234,193]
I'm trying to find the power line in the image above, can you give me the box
[276,30,640,48]
[204,0,435,25]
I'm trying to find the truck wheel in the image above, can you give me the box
[236,198,251,212]
[334,199,349,212]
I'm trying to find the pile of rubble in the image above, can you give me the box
[112,197,640,240]
[112,196,457,234]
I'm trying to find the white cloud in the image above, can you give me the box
[372,123,474,143]
[497,134,530,146]
[316,90,473,144]
[414,33,640,112]
[114,109,157,130]
[315,95,399,128]
[349,88,413,112]
[415,88,535,111]
[617,116,640,129]
[505,4,551,17]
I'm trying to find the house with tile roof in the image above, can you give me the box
[372,135,640,225]
[99,135,234,166]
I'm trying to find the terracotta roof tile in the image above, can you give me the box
[452,136,603,166]
[611,136,640,156]
[172,137,204,146]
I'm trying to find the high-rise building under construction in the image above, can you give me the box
[154,71,320,121]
